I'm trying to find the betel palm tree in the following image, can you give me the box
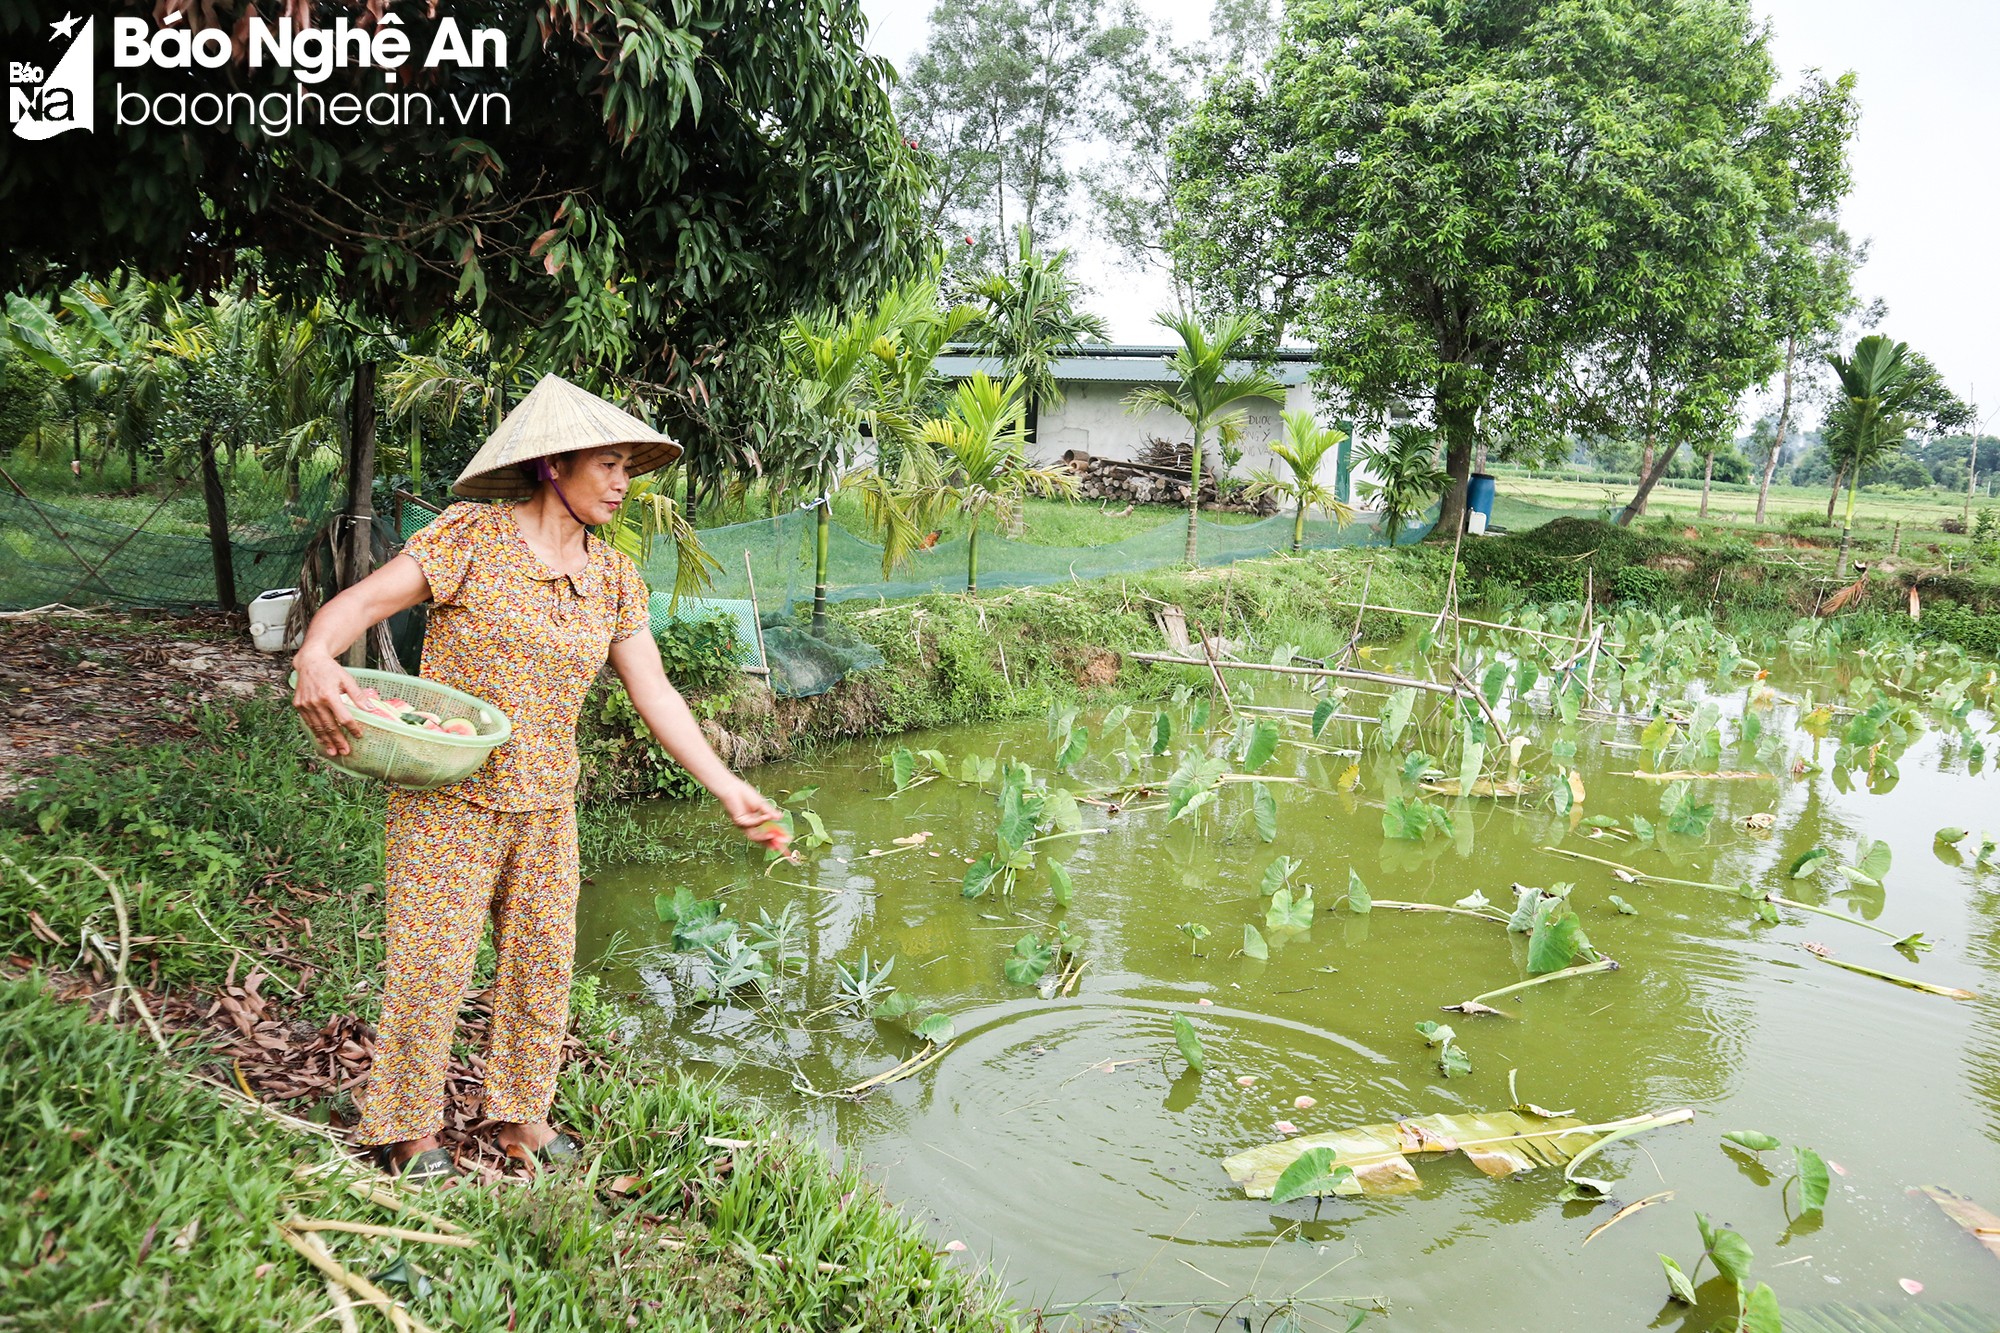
[1124,311,1286,566]
[1825,334,1913,571]
[894,373,1079,594]
[966,226,1109,449]
[1246,410,1355,553]
[1356,424,1450,544]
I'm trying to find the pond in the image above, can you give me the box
[577,610,2000,1332]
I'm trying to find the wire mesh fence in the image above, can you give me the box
[3,481,1602,695]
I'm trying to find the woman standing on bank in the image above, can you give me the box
[291,375,787,1180]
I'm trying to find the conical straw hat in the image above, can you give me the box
[452,373,682,499]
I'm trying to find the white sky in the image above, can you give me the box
[858,0,2000,424]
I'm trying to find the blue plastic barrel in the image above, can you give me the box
[1466,473,1497,532]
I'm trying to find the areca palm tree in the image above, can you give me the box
[966,226,1109,448]
[1825,334,1912,571]
[1124,311,1286,566]
[1356,424,1450,544]
[889,373,1079,593]
[1246,411,1355,553]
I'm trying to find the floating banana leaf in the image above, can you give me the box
[1223,1106,1693,1199]
[1915,1185,2000,1265]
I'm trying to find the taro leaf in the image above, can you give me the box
[872,992,918,1020]
[1790,848,1831,879]
[1401,750,1434,785]
[1558,681,1582,726]
[1515,658,1539,701]
[654,887,702,924]
[1190,696,1211,732]
[1271,1147,1352,1204]
[1003,934,1054,985]
[1482,659,1510,709]
[1311,697,1338,737]
[1046,859,1074,907]
[1056,726,1090,772]
[1937,827,1970,844]
[997,786,1041,851]
[1740,1283,1782,1333]
[798,808,830,846]
[1439,1043,1472,1079]
[676,916,738,952]
[1415,1021,1454,1046]
[1151,710,1172,756]
[1837,864,1880,888]
[1507,884,1543,933]
[1630,813,1657,842]
[1245,719,1280,772]
[1660,1255,1698,1306]
[1457,738,1486,800]
[1697,1213,1754,1289]
[1101,704,1132,734]
[1609,895,1639,916]
[1223,1108,1687,1199]
[1801,705,1833,738]
[1793,1146,1830,1214]
[1252,782,1278,843]
[891,746,915,792]
[915,1014,956,1045]
[1044,788,1083,834]
[1379,688,1417,750]
[1456,890,1491,911]
[962,854,1001,899]
[1640,715,1675,754]
[1722,1130,1781,1153]
[1242,923,1269,960]
[1859,838,1892,882]
[1260,857,1299,897]
[1381,795,1435,840]
[1267,887,1315,931]
[1527,909,1586,974]
[1347,868,1372,915]
[1172,1012,1205,1072]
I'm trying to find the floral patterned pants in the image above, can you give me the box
[355,789,579,1145]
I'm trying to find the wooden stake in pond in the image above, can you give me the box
[1191,616,1237,717]
[1128,652,1464,697]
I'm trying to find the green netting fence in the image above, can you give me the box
[5,482,1602,696]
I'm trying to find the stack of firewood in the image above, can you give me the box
[1059,442,1278,515]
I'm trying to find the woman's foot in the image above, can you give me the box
[495,1119,557,1158]
[496,1119,579,1169]
[372,1135,456,1181]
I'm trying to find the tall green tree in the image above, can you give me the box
[1170,0,1844,538]
[965,227,1110,448]
[1613,68,1859,524]
[1124,311,1285,566]
[897,0,1143,263]
[1754,210,1867,524]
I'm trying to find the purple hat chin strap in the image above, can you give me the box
[535,457,590,528]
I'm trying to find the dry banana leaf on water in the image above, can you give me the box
[1223,1106,1693,1199]
[1914,1185,2000,1265]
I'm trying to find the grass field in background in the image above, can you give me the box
[1489,470,1998,544]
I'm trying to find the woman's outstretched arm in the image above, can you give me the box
[291,555,432,757]
[608,630,791,857]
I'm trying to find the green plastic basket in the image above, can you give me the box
[291,667,513,790]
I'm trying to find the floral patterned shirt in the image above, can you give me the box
[398,502,650,811]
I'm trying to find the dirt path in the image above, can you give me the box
[0,610,288,797]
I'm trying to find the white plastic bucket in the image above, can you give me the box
[1466,510,1489,536]
[249,587,304,653]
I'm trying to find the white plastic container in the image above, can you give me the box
[249,588,304,653]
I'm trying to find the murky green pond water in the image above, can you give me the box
[578,622,2000,1331]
